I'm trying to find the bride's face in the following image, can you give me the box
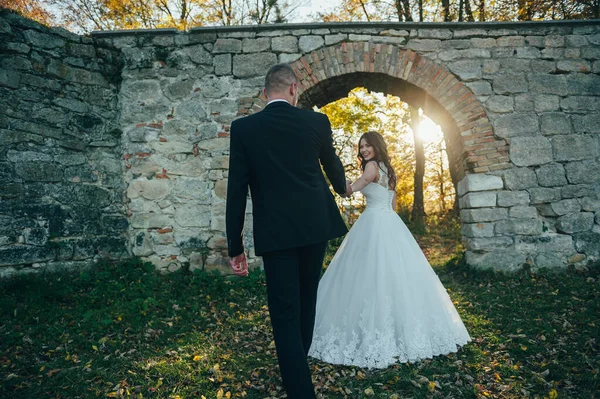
[359,139,375,161]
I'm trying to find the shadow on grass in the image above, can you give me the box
[1,255,598,399]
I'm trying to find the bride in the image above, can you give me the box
[308,131,471,369]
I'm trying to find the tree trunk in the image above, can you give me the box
[438,145,446,212]
[402,0,413,21]
[410,107,426,223]
[418,0,423,21]
[479,0,485,21]
[442,0,451,21]
[359,0,371,21]
[458,0,464,21]
[465,0,474,21]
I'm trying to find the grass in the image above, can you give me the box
[1,223,599,398]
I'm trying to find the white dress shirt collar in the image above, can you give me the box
[267,99,290,106]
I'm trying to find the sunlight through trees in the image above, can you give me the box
[317,88,455,225]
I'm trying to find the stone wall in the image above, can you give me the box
[1,10,599,274]
[0,10,127,276]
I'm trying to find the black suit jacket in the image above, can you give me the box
[226,101,348,257]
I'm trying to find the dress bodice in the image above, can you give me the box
[360,162,395,212]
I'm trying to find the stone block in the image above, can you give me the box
[567,74,600,95]
[465,236,514,251]
[502,168,538,190]
[461,222,496,238]
[528,74,568,95]
[509,206,538,219]
[175,204,210,227]
[299,36,324,53]
[325,34,346,45]
[497,190,530,207]
[272,36,298,53]
[540,113,572,136]
[493,114,539,138]
[461,208,508,223]
[242,38,270,53]
[406,39,442,52]
[213,39,242,53]
[550,199,582,216]
[23,29,65,49]
[457,174,503,196]
[448,59,482,81]
[493,74,528,94]
[574,232,600,258]
[466,81,492,96]
[562,184,596,199]
[529,187,561,204]
[486,96,513,113]
[15,162,63,182]
[557,212,595,233]
[131,213,173,229]
[233,53,278,78]
[552,135,596,162]
[466,249,526,272]
[495,219,543,235]
[536,163,567,187]
[509,136,553,167]
[572,114,600,134]
[459,192,497,208]
[579,197,600,212]
[565,160,600,184]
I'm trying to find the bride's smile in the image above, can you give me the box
[359,139,375,161]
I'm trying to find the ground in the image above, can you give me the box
[1,220,599,399]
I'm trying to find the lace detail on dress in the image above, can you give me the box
[309,296,471,369]
[361,162,395,212]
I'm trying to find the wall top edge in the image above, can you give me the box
[90,19,600,37]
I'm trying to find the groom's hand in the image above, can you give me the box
[342,180,353,198]
[230,252,248,277]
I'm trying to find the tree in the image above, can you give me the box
[0,0,54,25]
[315,0,596,22]
[409,106,426,225]
[44,0,298,33]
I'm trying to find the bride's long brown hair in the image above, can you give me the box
[357,131,397,190]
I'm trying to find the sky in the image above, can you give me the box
[293,0,341,22]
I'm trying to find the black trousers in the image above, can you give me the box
[261,241,328,399]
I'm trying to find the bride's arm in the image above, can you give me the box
[392,191,397,212]
[350,162,378,193]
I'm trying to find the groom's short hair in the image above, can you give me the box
[265,63,298,96]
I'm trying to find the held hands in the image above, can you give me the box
[341,180,353,198]
[230,252,248,277]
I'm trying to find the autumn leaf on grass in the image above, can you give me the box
[46,369,61,377]
[356,370,366,380]
[364,387,374,396]
[216,388,224,398]
[193,355,202,362]
[428,381,436,392]
[548,389,558,399]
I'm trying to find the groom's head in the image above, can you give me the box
[264,63,299,106]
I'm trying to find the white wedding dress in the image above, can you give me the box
[308,163,471,369]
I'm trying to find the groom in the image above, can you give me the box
[226,63,350,398]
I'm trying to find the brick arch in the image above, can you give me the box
[287,42,510,183]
